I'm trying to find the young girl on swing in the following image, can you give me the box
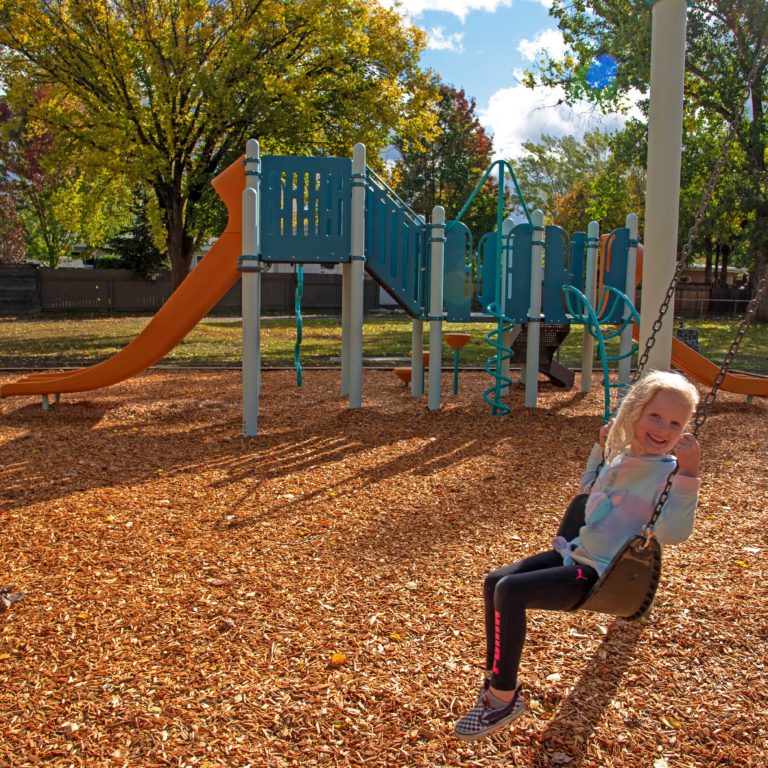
[454,370,701,742]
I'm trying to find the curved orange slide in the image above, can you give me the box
[1,157,245,399]
[619,243,767,397]
[668,336,768,396]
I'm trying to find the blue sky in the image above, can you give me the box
[380,0,637,158]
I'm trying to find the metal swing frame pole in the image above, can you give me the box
[639,0,688,371]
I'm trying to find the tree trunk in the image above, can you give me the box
[714,242,721,285]
[704,237,713,283]
[753,241,768,321]
[720,244,730,286]
[154,180,195,291]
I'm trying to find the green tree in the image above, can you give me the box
[0,102,26,264]
[1,88,133,267]
[390,84,504,240]
[527,0,768,315]
[105,190,169,281]
[0,189,25,264]
[0,0,436,289]
[511,129,614,222]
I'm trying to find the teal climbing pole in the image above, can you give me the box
[448,159,532,415]
[563,285,640,422]
[294,265,303,387]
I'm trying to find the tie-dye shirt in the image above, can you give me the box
[555,443,699,575]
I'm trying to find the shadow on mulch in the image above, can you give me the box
[530,619,646,767]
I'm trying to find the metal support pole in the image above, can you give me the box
[524,210,544,408]
[428,206,445,411]
[452,349,460,395]
[640,0,687,371]
[411,319,424,398]
[580,220,599,392]
[341,262,351,396]
[348,143,366,409]
[241,139,261,437]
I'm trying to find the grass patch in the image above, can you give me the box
[0,313,765,373]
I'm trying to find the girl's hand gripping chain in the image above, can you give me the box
[673,433,701,478]
[598,419,614,448]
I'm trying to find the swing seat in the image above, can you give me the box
[574,535,662,621]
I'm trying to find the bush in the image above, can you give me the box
[92,253,125,269]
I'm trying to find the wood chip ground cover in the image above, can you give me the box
[0,370,766,767]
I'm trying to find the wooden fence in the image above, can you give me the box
[0,266,377,315]
[0,264,750,318]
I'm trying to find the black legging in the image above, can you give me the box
[483,495,599,691]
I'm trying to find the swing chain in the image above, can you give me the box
[633,23,768,384]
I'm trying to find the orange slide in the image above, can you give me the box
[630,326,768,396]
[602,238,767,398]
[671,336,767,396]
[1,157,245,399]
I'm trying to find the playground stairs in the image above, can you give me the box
[508,323,574,388]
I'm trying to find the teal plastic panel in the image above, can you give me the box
[571,232,586,293]
[260,156,352,263]
[600,227,630,323]
[476,231,498,314]
[504,224,533,323]
[444,222,473,321]
[543,225,571,323]
[364,169,426,317]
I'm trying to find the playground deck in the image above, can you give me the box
[1,370,765,768]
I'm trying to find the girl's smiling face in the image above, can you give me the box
[631,390,693,457]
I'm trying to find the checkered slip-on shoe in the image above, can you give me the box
[453,685,525,742]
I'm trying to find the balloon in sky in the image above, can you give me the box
[585,54,618,90]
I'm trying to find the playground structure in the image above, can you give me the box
[2,142,767,431]
[238,139,649,433]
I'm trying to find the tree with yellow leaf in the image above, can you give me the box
[0,0,436,288]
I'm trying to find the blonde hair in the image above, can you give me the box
[605,370,699,462]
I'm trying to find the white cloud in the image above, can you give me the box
[379,0,514,23]
[427,26,465,51]
[517,28,568,63]
[480,81,632,158]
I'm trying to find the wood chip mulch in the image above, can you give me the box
[1,369,766,768]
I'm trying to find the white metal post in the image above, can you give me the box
[580,220,599,392]
[618,213,638,385]
[524,210,544,408]
[428,206,445,411]
[640,0,687,371]
[411,319,424,398]
[348,143,366,409]
[241,139,261,436]
[341,262,351,396]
